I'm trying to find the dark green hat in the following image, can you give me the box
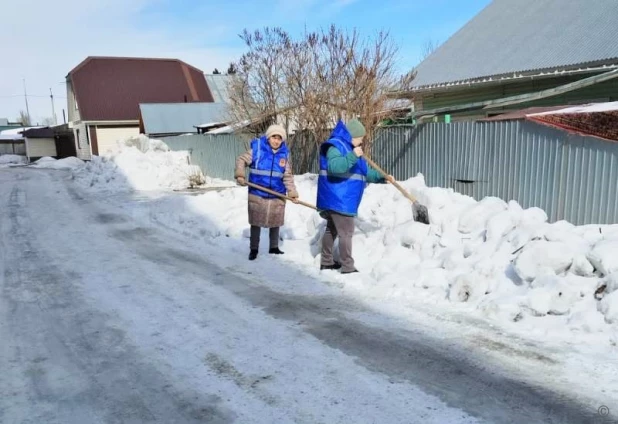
[346,118,366,138]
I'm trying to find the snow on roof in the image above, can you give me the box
[0,126,39,135]
[0,126,46,140]
[206,119,251,134]
[195,121,227,129]
[0,134,23,141]
[527,101,618,117]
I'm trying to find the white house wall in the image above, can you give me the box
[66,80,81,123]
[94,126,139,156]
[74,123,92,160]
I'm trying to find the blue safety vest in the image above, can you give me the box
[316,120,368,215]
[248,136,288,198]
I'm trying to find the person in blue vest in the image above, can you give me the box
[235,124,299,260]
[316,118,394,273]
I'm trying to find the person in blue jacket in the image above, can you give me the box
[316,118,394,273]
[235,124,299,260]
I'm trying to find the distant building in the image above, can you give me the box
[66,56,214,159]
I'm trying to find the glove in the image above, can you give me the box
[236,177,246,186]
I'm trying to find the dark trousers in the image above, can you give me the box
[250,226,280,250]
[321,212,356,272]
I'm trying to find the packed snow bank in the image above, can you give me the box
[74,136,618,345]
[139,172,618,345]
[71,135,232,192]
[0,154,27,167]
[32,156,85,170]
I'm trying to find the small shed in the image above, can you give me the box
[21,127,58,160]
[139,102,230,137]
[0,125,77,161]
[0,127,32,156]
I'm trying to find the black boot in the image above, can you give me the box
[269,247,284,254]
[320,261,342,270]
[341,268,359,274]
[249,249,258,260]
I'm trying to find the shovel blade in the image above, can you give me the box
[412,201,430,225]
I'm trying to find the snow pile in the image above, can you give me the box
[0,154,27,167]
[72,135,210,192]
[31,156,85,170]
[67,135,618,344]
[148,173,618,343]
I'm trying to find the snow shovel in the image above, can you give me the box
[364,156,430,225]
[245,181,317,210]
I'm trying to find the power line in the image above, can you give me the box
[0,94,67,98]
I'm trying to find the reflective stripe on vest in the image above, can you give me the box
[318,170,366,181]
[247,136,288,198]
[250,169,285,178]
[315,121,368,215]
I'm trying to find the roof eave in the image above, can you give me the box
[407,68,618,118]
[81,120,140,125]
[391,62,618,98]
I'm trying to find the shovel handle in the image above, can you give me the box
[364,156,418,203]
[245,181,317,210]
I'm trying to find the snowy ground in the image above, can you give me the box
[1,140,616,423]
[0,154,28,167]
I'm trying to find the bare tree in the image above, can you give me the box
[420,38,440,61]
[226,27,292,141]
[17,110,31,126]
[41,117,56,126]
[227,25,401,171]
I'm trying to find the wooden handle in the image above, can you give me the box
[245,181,317,210]
[363,156,418,203]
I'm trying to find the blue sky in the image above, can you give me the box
[0,0,491,123]
[137,0,492,72]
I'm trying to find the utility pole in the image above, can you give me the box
[50,88,57,125]
[22,78,31,125]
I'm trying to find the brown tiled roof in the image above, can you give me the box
[68,56,214,121]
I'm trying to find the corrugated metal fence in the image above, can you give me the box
[164,120,618,225]
[164,134,248,180]
[0,141,26,155]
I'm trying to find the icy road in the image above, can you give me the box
[0,168,612,424]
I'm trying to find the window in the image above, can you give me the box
[76,129,81,149]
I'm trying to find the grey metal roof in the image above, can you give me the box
[139,102,230,135]
[204,74,234,103]
[412,0,618,89]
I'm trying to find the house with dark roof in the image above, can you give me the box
[66,56,214,159]
[390,0,618,121]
